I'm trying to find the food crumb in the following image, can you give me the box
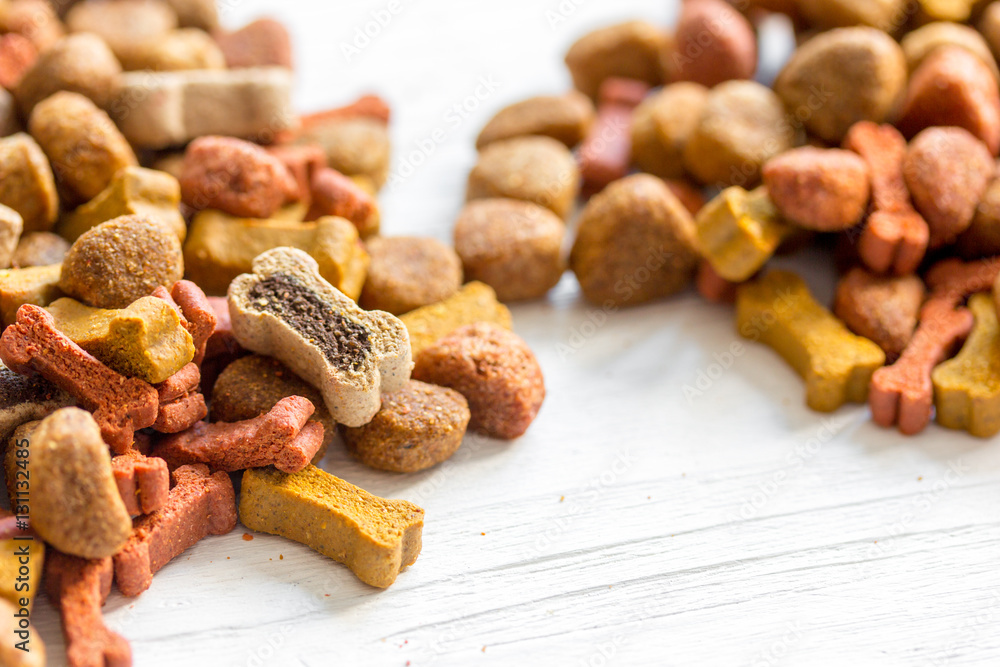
[279,554,284,560]
[243,533,254,541]
[482,646,487,652]
[917,476,923,481]
[559,495,565,502]
[481,532,485,536]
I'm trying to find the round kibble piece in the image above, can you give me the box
[630,82,709,180]
[663,0,757,87]
[413,323,544,440]
[29,91,138,203]
[60,214,184,309]
[0,133,58,233]
[453,199,565,302]
[476,92,595,150]
[903,127,995,249]
[775,27,907,144]
[342,379,470,473]
[11,231,70,268]
[467,136,580,219]
[682,80,796,186]
[564,21,666,100]
[14,33,123,114]
[359,236,463,315]
[65,0,178,69]
[570,174,699,307]
[795,0,909,29]
[901,22,998,81]
[762,147,870,231]
[125,28,226,71]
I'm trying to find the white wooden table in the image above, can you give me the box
[33,2,1000,665]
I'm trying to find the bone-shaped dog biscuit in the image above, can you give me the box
[240,465,423,588]
[737,270,885,412]
[111,449,169,516]
[229,247,411,427]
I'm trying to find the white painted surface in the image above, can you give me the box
[31,2,1000,666]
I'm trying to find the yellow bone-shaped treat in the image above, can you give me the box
[932,293,1000,437]
[58,167,187,243]
[0,264,62,327]
[695,186,794,282]
[400,281,512,357]
[239,465,423,588]
[736,270,886,412]
[46,296,195,384]
[184,210,368,299]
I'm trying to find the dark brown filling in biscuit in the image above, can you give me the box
[0,366,63,409]
[247,273,371,371]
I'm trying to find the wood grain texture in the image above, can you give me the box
[25,2,1000,665]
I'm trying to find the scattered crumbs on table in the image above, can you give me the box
[918,476,923,481]
[243,533,254,541]
[279,554,284,560]
[482,646,487,652]
[559,495,565,502]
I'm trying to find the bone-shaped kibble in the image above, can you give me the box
[45,551,131,667]
[113,464,236,597]
[0,306,158,453]
[843,121,929,275]
[305,167,379,238]
[111,449,169,516]
[240,465,423,588]
[152,280,217,365]
[925,256,1000,302]
[932,293,1000,437]
[46,296,195,385]
[152,362,207,434]
[695,186,794,283]
[737,270,885,412]
[578,77,649,193]
[153,395,323,473]
[229,248,411,427]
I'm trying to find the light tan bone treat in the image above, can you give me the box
[184,211,368,298]
[0,365,71,443]
[794,0,910,29]
[0,203,22,269]
[228,247,412,427]
[14,33,122,115]
[30,408,132,558]
[46,296,195,384]
[65,0,177,68]
[694,186,793,283]
[400,281,512,357]
[0,264,62,327]
[60,215,184,310]
[564,21,666,100]
[164,0,218,30]
[0,0,63,52]
[11,232,69,268]
[28,92,138,204]
[454,199,565,302]
[114,464,236,596]
[45,551,131,667]
[240,465,424,588]
[571,174,698,307]
[59,166,186,242]
[630,82,709,180]
[682,80,796,186]
[774,27,907,144]
[360,237,463,315]
[467,136,579,220]
[834,267,925,363]
[125,28,226,71]
[296,116,391,189]
[110,67,294,149]
[111,448,169,516]
[663,0,757,87]
[476,91,595,150]
[0,133,58,233]
[901,22,999,81]
[932,293,1000,438]
[736,270,886,412]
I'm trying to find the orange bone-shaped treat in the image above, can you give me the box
[45,551,131,667]
[925,256,1000,302]
[111,449,169,516]
[0,305,157,453]
[578,77,649,193]
[843,121,929,275]
[152,280,216,364]
[153,362,207,433]
[113,464,236,597]
[152,396,323,473]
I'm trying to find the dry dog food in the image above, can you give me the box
[213,17,292,69]
[0,0,63,52]
[664,0,757,87]
[958,175,1000,258]
[266,143,326,205]
[342,379,470,473]
[834,268,925,362]
[11,232,69,269]
[240,464,424,588]
[630,82,708,181]
[360,236,463,315]
[0,203,21,269]
[295,112,390,189]
[0,265,62,327]
[152,362,207,434]
[0,363,71,443]
[111,448,170,517]
[126,28,227,72]
[794,0,909,29]
[399,281,512,356]
[578,77,649,193]
[564,21,666,100]
[901,22,998,80]
[0,32,36,92]
[14,33,121,114]
[413,322,545,439]
[228,247,411,427]
[0,133,58,233]
[64,0,177,68]
[476,91,594,150]
[305,167,380,238]
[762,147,871,231]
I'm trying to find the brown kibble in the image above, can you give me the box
[794,0,910,30]
[305,167,380,238]
[467,136,579,219]
[60,215,184,310]
[0,133,58,233]
[834,267,925,362]
[111,448,169,516]
[14,33,122,114]
[164,0,218,30]
[453,199,565,302]
[0,33,36,90]
[897,46,1000,156]
[343,380,470,473]
[476,92,595,150]
[571,174,699,307]
[565,21,666,100]
[360,236,463,315]
[65,0,177,69]
[663,0,757,87]
[630,82,708,181]
[578,77,649,194]
[903,127,994,248]
[125,28,226,71]
[12,232,70,268]
[298,116,390,189]
[762,147,870,231]
[213,17,292,69]
[957,176,1000,258]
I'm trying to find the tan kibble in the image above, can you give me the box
[476,92,595,150]
[360,237,463,315]
[0,133,58,233]
[28,91,138,204]
[565,21,666,100]
[570,174,699,307]
[980,3,1000,64]
[467,136,579,219]
[682,80,796,187]
[11,232,69,268]
[164,0,218,30]
[794,0,910,30]
[0,204,22,270]
[775,27,907,143]
[901,22,999,81]
[299,117,391,189]
[453,199,565,302]
[124,28,226,71]
[14,33,123,114]
[60,215,184,309]
[917,0,976,22]
[631,82,709,180]
[65,0,178,69]
[0,0,64,52]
